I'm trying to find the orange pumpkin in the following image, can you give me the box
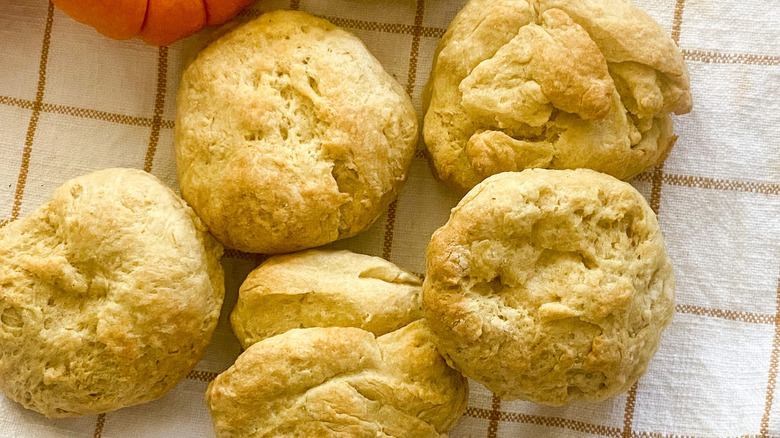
[51,0,255,45]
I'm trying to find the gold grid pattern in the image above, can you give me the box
[1,0,779,436]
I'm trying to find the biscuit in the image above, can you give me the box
[231,249,423,349]
[0,168,224,417]
[423,169,675,404]
[176,10,418,254]
[207,323,468,437]
[423,0,692,192]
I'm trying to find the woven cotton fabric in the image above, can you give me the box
[0,0,778,436]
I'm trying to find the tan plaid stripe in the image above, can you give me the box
[677,304,776,325]
[467,408,767,437]
[238,8,447,39]
[142,47,169,173]
[405,0,426,99]
[223,248,268,264]
[465,406,624,436]
[760,274,780,437]
[323,17,420,36]
[662,174,779,196]
[487,394,502,438]
[670,0,687,44]
[41,103,175,129]
[0,98,174,129]
[635,433,762,438]
[9,2,54,224]
[0,96,34,110]
[632,172,779,196]
[92,413,106,438]
[379,0,427,262]
[500,410,623,437]
[683,49,780,66]
[382,200,399,260]
[326,16,446,39]
[648,164,666,214]
[186,370,220,383]
[622,383,641,438]
[464,406,490,420]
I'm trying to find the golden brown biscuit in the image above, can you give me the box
[231,249,423,349]
[423,169,675,404]
[423,0,692,192]
[0,168,224,417]
[176,10,418,254]
[207,323,467,438]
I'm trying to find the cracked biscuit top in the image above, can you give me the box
[231,249,424,349]
[423,0,692,192]
[0,169,224,417]
[423,169,675,404]
[207,324,467,437]
[175,10,418,253]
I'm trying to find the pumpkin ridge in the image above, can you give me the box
[139,0,207,45]
[139,0,152,35]
[200,0,211,26]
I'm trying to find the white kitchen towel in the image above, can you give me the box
[0,0,778,436]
